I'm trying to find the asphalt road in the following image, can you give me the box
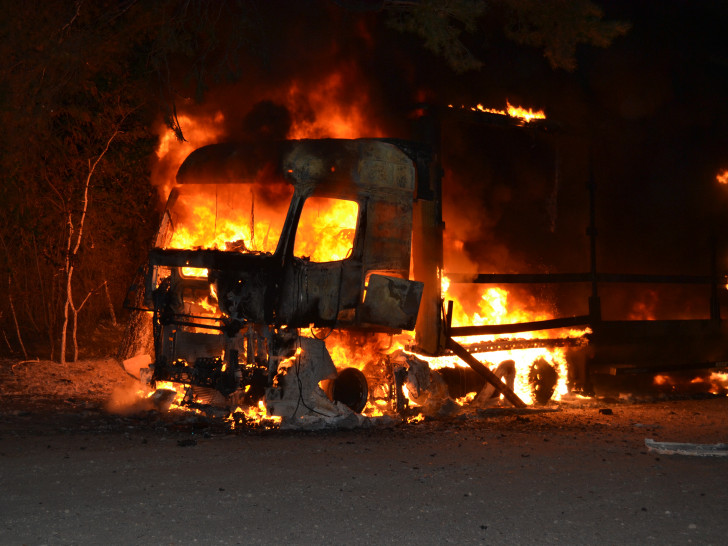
[2,399,727,545]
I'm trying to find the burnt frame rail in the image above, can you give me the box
[446,270,724,334]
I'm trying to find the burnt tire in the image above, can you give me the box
[332,367,368,413]
[528,358,558,404]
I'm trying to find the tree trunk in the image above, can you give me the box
[60,211,74,365]
[60,123,123,364]
[104,280,117,326]
[8,278,28,360]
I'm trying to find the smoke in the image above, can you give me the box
[240,100,292,140]
[105,379,155,416]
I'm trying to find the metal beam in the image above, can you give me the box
[449,315,591,337]
[446,338,527,408]
[447,272,716,285]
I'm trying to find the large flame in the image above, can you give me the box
[285,70,385,139]
[167,184,291,255]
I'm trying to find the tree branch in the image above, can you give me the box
[59,1,84,44]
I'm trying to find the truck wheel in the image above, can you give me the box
[333,367,368,413]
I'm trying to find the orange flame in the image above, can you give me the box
[448,101,546,124]
[716,169,728,185]
[293,197,358,262]
[285,72,385,139]
[506,101,546,123]
[655,371,728,394]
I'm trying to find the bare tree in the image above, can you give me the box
[60,115,128,364]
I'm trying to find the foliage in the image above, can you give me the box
[501,0,631,71]
[0,1,258,359]
[380,0,629,72]
[385,0,487,73]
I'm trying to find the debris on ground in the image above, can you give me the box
[645,438,728,457]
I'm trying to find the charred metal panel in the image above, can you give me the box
[148,248,278,271]
[354,141,416,280]
[361,199,413,275]
[277,259,345,325]
[280,139,414,197]
[176,141,289,185]
[167,330,224,364]
[355,141,415,193]
[359,274,424,330]
[147,248,281,325]
[216,268,271,325]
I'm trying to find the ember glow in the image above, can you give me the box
[717,169,728,185]
[654,372,728,395]
[628,290,658,320]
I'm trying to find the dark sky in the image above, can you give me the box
[580,1,728,267]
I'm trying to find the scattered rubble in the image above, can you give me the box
[3,357,728,446]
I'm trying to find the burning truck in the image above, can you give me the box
[124,130,551,425]
[122,105,728,425]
